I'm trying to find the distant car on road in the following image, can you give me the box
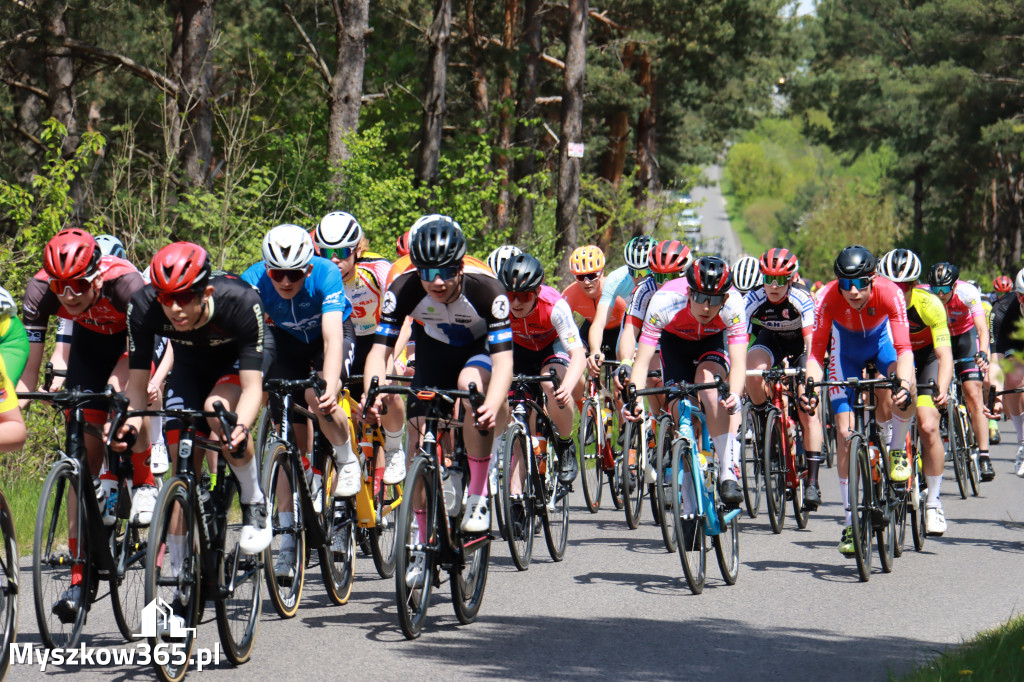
[679,208,702,235]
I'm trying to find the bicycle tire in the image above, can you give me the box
[261,440,305,618]
[822,396,837,468]
[254,406,275,472]
[713,509,739,586]
[33,460,90,649]
[848,435,873,582]
[671,439,706,595]
[370,480,402,578]
[653,415,677,553]
[542,431,569,562]
[0,493,18,681]
[318,458,355,605]
[621,420,645,530]
[949,402,969,499]
[791,475,810,530]
[145,477,201,682]
[763,410,786,534]
[578,400,603,513]
[394,455,436,639]
[912,465,926,552]
[964,414,980,497]
[877,477,896,574]
[110,483,150,641]
[450,534,491,625]
[215,476,263,665]
[501,423,535,571]
[739,402,763,519]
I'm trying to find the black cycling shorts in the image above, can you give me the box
[750,328,807,369]
[660,331,729,385]
[408,333,490,420]
[951,329,982,382]
[66,326,127,412]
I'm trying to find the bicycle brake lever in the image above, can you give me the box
[467,382,489,435]
[311,373,334,423]
[362,377,380,420]
[548,368,561,393]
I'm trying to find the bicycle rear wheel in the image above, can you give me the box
[110,482,150,641]
[713,507,739,586]
[578,400,603,513]
[33,460,90,649]
[949,402,969,499]
[370,481,402,578]
[319,458,355,605]
[964,414,980,496]
[0,493,18,681]
[501,424,534,571]
[739,402,762,519]
[394,455,436,639]
[215,477,263,665]
[450,538,490,625]
[653,415,677,552]
[848,435,873,582]
[876,480,896,574]
[763,410,786,534]
[542,441,569,561]
[621,420,644,529]
[261,440,305,618]
[671,440,706,594]
[911,455,926,551]
[145,477,201,682]
[791,475,809,530]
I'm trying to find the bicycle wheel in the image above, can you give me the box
[964,414,980,497]
[394,455,436,639]
[847,435,873,582]
[653,415,677,552]
[791,475,810,530]
[762,410,786,534]
[0,493,18,681]
[145,477,201,682]
[370,480,402,578]
[542,438,569,562]
[822,396,837,468]
[501,424,534,571]
[713,506,739,586]
[739,402,762,519]
[876,478,896,574]
[911,459,926,552]
[33,460,90,649]
[254,406,275,472]
[319,458,355,605]
[621,420,644,530]
[215,477,263,665]
[450,538,491,625]
[893,484,908,559]
[949,402,969,499]
[110,479,150,641]
[671,439,706,595]
[578,400,603,512]
[261,440,305,618]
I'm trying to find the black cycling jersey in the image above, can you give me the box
[375,271,513,353]
[744,286,815,344]
[127,273,269,372]
[991,292,1024,355]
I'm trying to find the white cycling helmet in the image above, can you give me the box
[623,236,657,270]
[263,224,315,269]
[0,286,16,317]
[732,255,763,292]
[314,211,363,250]
[95,234,127,259]
[410,214,461,237]
[487,245,523,275]
[877,248,921,283]
[1015,268,1024,295]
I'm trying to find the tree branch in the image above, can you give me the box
[589,9,625,32]
[6,120,44,150]
[0,75,48,100]
[58,39,179,96]
[0,29,39,52]
[541,53,565,70]
[283,2,331,85]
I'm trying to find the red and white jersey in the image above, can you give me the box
[809,277,912,366]
[344,254,392,337]
[510,285,584,352]
[936,280,984,336]
[638,278,747,347]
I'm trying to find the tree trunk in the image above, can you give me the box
[511,0,542,244]
[177,0,214,189]
[634,50,657,236]
[494,0,520,234]
[40,0,78,155]
[8,46,45,183]
[329,0,370,194]
[417,0,453,191]
[554,0,588,287]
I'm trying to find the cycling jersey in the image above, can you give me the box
[562,281,627,328]
[344,253,391,337]
[907,286,951,351]
[744,286,815,342]
[0,315,30,383]
[0,355,16,415]
[600,265,635,307]
[22,256,144,339]
[933,280,984,336]
[639,278,747,347]
[509,285,583,352]
[241,256,350,344]
[808,278,912,368]
[127,273,268,373]
[991,293,1024,355]
[626,276,660,329]
[375,271,513,352]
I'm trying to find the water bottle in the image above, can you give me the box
[442,467,457,516]
[533,435,548,459]
[449,466,464,517]
[199,473,216,536]
[100,472,119,526]
[869,445,881,483]
[699,451,712,492]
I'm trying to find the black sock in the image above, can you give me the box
[806,452,821,485]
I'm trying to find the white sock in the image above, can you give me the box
[879,419,893,445]
[334,439,358,466]
[889,415,912,450]
[926,475,942,507]
[1011,413,1024,443]
[231,457,264,505]
[724,436,740,477]
[150,415,164,446]
[168,534,185,577]
[384,427,404,452]
[712,433,729,473]
[839,478,850,526]
[278,512,295,552]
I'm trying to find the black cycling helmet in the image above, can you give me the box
[499,253,545,292]
[686,256,732,295]
[833,245,876,279]
[409,216,466,269]
[927,262,959,287]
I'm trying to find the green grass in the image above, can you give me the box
[3,472,45,557]
[720,188,769,257]
[898,615,1024,681]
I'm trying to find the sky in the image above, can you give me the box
[796,0,816,16]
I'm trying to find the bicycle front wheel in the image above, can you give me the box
[262,440,305,618]
[450,538,491,625]
[671,439,706,594]
[621,420,644,530]
[319,458,355,605]
[713,508,739,586]
[579,400,603,513]
[739,402,762,519]
[501,424,535,571]
[949,403,969,499]
[34,460,90,650]
[762,410,786,534]
[848,435,873,582]
[370,480,402,578]
[0,493,18,680]
[394,455,437,639]
[542,439,569,562]
[215,477,263,665]
[110,482,150,641]
[653,415,677,552]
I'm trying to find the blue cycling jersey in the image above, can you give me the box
[241,256,351,344]
[599,265,636,307]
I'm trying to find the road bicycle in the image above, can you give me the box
[738,397,763,519]
[363,378,491,639]
[496,371,570,570]
[0,487,18,681]
[894,381,937,556]
[943,371,980,499]
[578,358,624,513]
[138,403,262,682]
[260,373,355,618]
[628,376,739,594]
[806,375,906,582]
[618,370,665,531]
[22,385,149,649]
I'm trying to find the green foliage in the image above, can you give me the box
[898,613,1024,682]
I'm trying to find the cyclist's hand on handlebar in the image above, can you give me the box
[473,401,500,432]
[985,395,1002,420]
[892,383,912,410]
[934,389,949,409]
[106,420,139,453]
[147,379,162,406]
[798,390,818,415]
[721,391,741,415]
[614,364,631,391]
[587,351,604,375]
[317,378,340,415]
[622,402,643,423]
[228,423,250,451]
[552,383,573,408]
[360,395,384,425]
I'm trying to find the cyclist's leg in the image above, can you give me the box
[916,352,946,533]
[954,330,991,477]
[458,353,504,532]
[878,324,916,481]
[536,341,579,483]
[828,326,866,549]
[744,337,774,440]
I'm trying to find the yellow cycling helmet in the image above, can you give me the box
[569,245,606,276]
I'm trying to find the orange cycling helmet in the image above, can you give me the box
[993,275,1012,293]
[569,245,605,276]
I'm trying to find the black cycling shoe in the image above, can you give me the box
[803,483,821,511]
[980,456,995,481]
[558,440,579,484]
[719,480,743,509]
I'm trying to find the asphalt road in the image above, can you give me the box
[690,165,743,264]
[9,422,1024,681]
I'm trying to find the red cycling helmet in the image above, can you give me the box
[44,229,100,280]
[994,275,1013,293]
[686,256,732,294]
[396,231,411,258]
[760,247,799,277]
[649,240,693,274]
[150,242,211,293]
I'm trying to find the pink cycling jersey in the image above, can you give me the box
[639,278,747,346]
[937,280,983,336]
[510,285,584,352]
[809,277,912,366]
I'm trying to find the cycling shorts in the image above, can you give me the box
[66,326,128,412]
[912,345,940,410]
[347,335,376,402]
[660,331,729,386]
[513,339,570,377]
[579,320,621,357]
[408,333,491,420]
[750,328,806,369]
[826,321,900,415]
[951,328,981,382]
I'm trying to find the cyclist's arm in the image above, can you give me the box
[618,323,638,363]
[481,349,514,424]
[726,339,747,401]
[320,310,344,407]
[935,344,954,404]
[973,311,991,359]
[391,318,414,368]
[235,368,263,434]
[564,346,587,392]
[362,341,390,398]
[150,344,174,395]
[630,341,657,394]
[16,341,45,397]
[587,301,608,361]
[0,357,26,451]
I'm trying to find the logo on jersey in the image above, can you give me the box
[492,295,510,320]
[382,291,397,315]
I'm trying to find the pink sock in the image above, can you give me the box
[466,456,490,498]
[414,509,427,544]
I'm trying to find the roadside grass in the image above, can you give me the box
[720,189,768,257]
[897,615,1024,682]
[4,472,44,557]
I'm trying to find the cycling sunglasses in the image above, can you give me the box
[157,290,198,307]
[930,284,953,295]
[690,291,726,306]
[507,290,537,303]
[628,267,651,279]
[268,268,307,283]
[418,265,461,282]
[48,274,98,297]
[838,277,872,291]
[575,272,600,283]
[653,271,679,285]
[763,274,791,287]
[322,247,353,260]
